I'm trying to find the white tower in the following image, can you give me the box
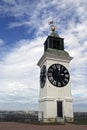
[37,25,73,123]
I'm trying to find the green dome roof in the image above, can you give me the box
[50,31,60,38]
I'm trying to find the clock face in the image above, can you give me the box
[47,64,70,87]
[40,65,46,88]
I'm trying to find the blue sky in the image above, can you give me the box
[0,0,87,112]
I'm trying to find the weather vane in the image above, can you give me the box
[48,20,55,32]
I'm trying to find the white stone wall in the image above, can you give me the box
[38,55,73,122]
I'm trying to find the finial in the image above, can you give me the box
[48,20,55,32]
[51,25,55,32]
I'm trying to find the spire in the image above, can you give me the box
[49,21,60,37]
[51,25,55,32]
[44,21,64,52]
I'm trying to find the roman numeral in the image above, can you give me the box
[49,76,54,83]
[64,70,68,73]
[48,72,52,77]
[52,80,57,86]
[62,81,66,86]
[56,64,61,70]
[49,68,53,72]
[52,64,57,69]
[65,74,69,78]
[58,82,61,87]
[64,78,69,82]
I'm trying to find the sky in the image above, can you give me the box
[0,0,87,112]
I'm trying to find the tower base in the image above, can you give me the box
[39,117,74,123]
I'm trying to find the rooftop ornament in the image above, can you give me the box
[48,21,59,37]
[51,25,55,32]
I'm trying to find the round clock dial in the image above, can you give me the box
[40,65,46,88]
[47,64,70,87]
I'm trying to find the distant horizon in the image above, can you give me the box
[0,110,87,113]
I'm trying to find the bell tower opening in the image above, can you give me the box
[44,37,64,51]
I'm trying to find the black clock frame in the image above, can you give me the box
[40,65,46,88]
[47,64,70,87]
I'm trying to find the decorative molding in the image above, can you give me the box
[65,97,73,102]
[37,50,73,67]
[39,97,55,102]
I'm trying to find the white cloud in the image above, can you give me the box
[0,39,5,46]
[1,0,86,37]
[0,36,46,110]
[2,0,16,5]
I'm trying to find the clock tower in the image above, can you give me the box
[37,25,73,123]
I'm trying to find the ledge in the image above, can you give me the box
[39,97,55,102]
